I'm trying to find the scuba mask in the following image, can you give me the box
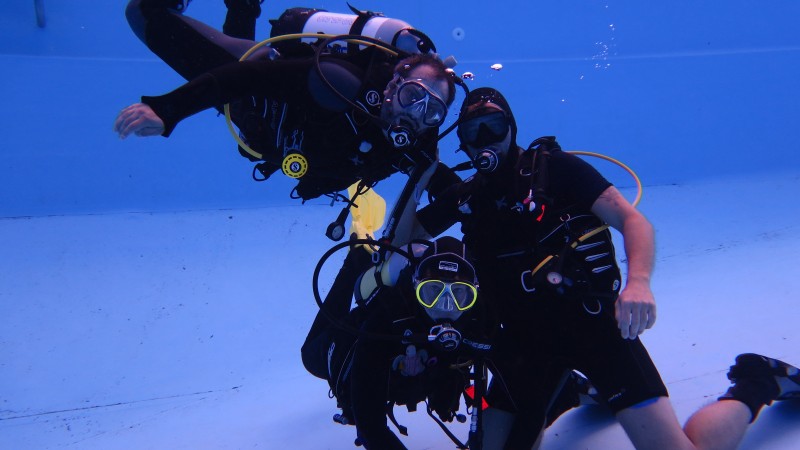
[458,111,509,147]
[395,78,448,127]
[411,237,477,349]
[457,111,511,173]
[415,279,478,322]
[384,77,448,148]
[412,247,478,323]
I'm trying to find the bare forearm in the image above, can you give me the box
[622,213,655,286]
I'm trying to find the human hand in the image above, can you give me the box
[113,103,165,139]
[614,279,656,339]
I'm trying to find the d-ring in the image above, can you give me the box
[583,299,602,315]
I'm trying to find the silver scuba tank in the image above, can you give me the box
[268,6,436,55]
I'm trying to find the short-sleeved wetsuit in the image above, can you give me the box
[418,145,668,432]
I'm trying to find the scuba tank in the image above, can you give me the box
[268,4,437,55]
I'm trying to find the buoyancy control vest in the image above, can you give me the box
[237,6,439,199]
[459,137,623,306]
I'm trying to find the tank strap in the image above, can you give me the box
[348,9,379,36]
[386,401,409,436]
[347,5,383,54]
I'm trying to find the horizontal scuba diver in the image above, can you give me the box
[114,0,460,202]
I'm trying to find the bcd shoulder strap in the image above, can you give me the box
[522,136,561,221]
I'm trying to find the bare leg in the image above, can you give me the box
[620,353,799,450]
[683,400,750,450]
[616,396,753,450]
[616,397,695,450]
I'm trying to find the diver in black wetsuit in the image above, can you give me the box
[115,0,459,201]
[302,236,496,449]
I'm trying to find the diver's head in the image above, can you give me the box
[381,54,455,148]
[412,236,478,324]
[457,87,518,174]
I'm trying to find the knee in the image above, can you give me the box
[481,408,545,450]
[301,339,329,380]
[301,355,328,381]
[125,0,185,23]
[481,408,515,450]
[125,0,143,13]
[125,0,185,42]
[124,0,143,21]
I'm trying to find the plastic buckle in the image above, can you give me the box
[520,270,537,293]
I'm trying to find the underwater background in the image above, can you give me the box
[2,2,799,449]
[1,1,798,217]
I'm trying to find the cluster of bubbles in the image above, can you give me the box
[591,23,617,70]
[450,26,504,81]
[447,6,618,108]
[459,63,503,82]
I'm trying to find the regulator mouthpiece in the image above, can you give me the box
[473,149,500,173]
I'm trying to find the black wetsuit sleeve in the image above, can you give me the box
[427,162,462,200]
[350,318,407,450]
[141,58,316,137]
[416,182,462,237]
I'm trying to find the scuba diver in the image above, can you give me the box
[403,87,800,449]
[115,1,460,202]
[302,235,496,449]
[302,234,602,449]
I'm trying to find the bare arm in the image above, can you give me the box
[591,185,656,339]
[387,160,438,247]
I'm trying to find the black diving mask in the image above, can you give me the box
[458,111,510,148]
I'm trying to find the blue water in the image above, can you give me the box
[1,3,800,449]
[2,1,798,217]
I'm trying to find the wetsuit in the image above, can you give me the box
[303,256,494,450]
[126,0,443,200]
[417,144,668,447]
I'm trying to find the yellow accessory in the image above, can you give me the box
[281,153,308,178]
[348,183,386,242]
[415,280,478,312]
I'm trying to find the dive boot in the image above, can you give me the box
[728,353,800,401]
